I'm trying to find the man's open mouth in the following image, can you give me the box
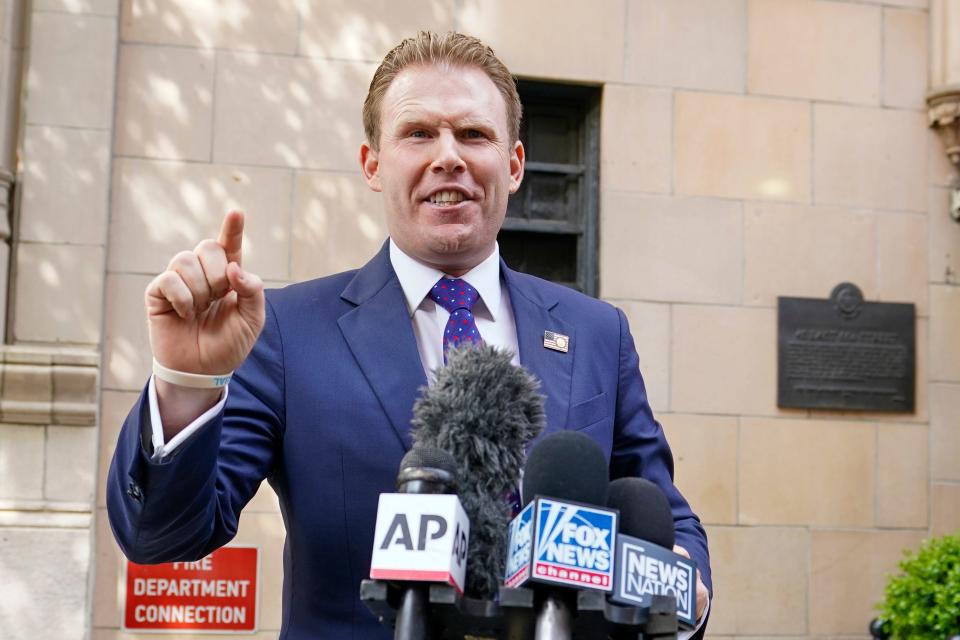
[427,190,468,206]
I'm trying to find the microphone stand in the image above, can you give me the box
[534,592,572,640]
[392,465,457,640]
[395,584,429,640]
[361,582,680,639]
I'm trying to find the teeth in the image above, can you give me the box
[429,190,465,205]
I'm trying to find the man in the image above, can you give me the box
[108,32,711,638]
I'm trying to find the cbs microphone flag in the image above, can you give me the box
[370,493,469,594]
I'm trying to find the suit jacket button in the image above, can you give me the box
[126,482,143,502]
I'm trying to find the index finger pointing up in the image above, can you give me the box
[218,210,245,266]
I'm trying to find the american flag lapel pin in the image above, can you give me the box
[543,330,570,353]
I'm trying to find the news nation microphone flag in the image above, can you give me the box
[606,475,698,628]
[369,493,470,594]
[504,497,617,591]
[610,535,698,628]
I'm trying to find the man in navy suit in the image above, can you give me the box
[108,32,711,638]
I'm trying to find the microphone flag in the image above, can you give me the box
[610,534,698,628]
[504,496,617,592]
[370,493,470,594]
[504,501,534,587]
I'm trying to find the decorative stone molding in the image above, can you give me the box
[0,344,98,426]
[928,86,960,169]
[928,88,960,221]
[929,0,960,220]
[0,502,92,528]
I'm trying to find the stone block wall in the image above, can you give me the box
[0,346,101,640]
[594,1,957,637]
[0,1,117,639]
[16,0,943,638]
[928,0,960,539]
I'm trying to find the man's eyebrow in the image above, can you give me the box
[458,118,497,130]
[393,115,429,128]
[393,111,497,131]
[395,108,431,122]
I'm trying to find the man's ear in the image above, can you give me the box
[359,142,382,192]
[508,140,525,194]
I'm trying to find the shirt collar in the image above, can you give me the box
[388,239,504,321]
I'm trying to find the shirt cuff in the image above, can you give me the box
[147,374,229,461]
[677,596,710,640]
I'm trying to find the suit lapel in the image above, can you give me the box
[336,247,575,450]
[338,244,427,451]
[501,262,575,442]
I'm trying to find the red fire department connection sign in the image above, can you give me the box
[124,546,259,632]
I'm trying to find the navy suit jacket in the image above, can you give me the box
[107,243,711,639]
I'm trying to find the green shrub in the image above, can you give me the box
[877,533,960,639]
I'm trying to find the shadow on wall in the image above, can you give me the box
[111,3,467,272]
[106,1,456,388]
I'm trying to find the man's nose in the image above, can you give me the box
[430,132,466,174]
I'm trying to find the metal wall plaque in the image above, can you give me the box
[777,283,915,412]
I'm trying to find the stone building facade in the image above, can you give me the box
[0,0,958,638]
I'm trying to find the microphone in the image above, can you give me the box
[411,345,545,599]
[521,429,610,508]
[607,477,698,628]
[505,430,618,640]
[396,446,458,495]
[369,446,470,640]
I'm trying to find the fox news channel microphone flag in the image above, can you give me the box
[369,493,470,594]
[504,497,617,592]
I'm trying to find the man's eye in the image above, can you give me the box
[410,130,429,138]
[464,130,485,139]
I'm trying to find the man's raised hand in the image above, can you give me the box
[145,210,265,383]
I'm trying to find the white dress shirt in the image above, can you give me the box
[389,239,519,379]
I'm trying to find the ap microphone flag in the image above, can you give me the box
[369,493,470,594]
[504,496,617,591]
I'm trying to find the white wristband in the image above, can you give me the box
[152,359,233,389]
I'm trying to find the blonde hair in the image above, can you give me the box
[362,31,522,150]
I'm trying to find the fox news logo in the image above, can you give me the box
[532,499,616,590]
[504,503,534,587]
[619,541,694,621]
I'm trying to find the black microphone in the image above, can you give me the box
[369,446,468,640]
[411,345,545,599]
[607,477,698,628]
[396,446,458,495]
[521,430,610,508]
[607,477,673,548]
[511,430,615,640]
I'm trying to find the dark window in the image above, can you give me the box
[500,80,600,295]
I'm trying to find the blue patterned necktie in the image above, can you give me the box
[429,277,483,363]
[429,278,519,514]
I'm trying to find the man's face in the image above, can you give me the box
[360,64,524,275]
